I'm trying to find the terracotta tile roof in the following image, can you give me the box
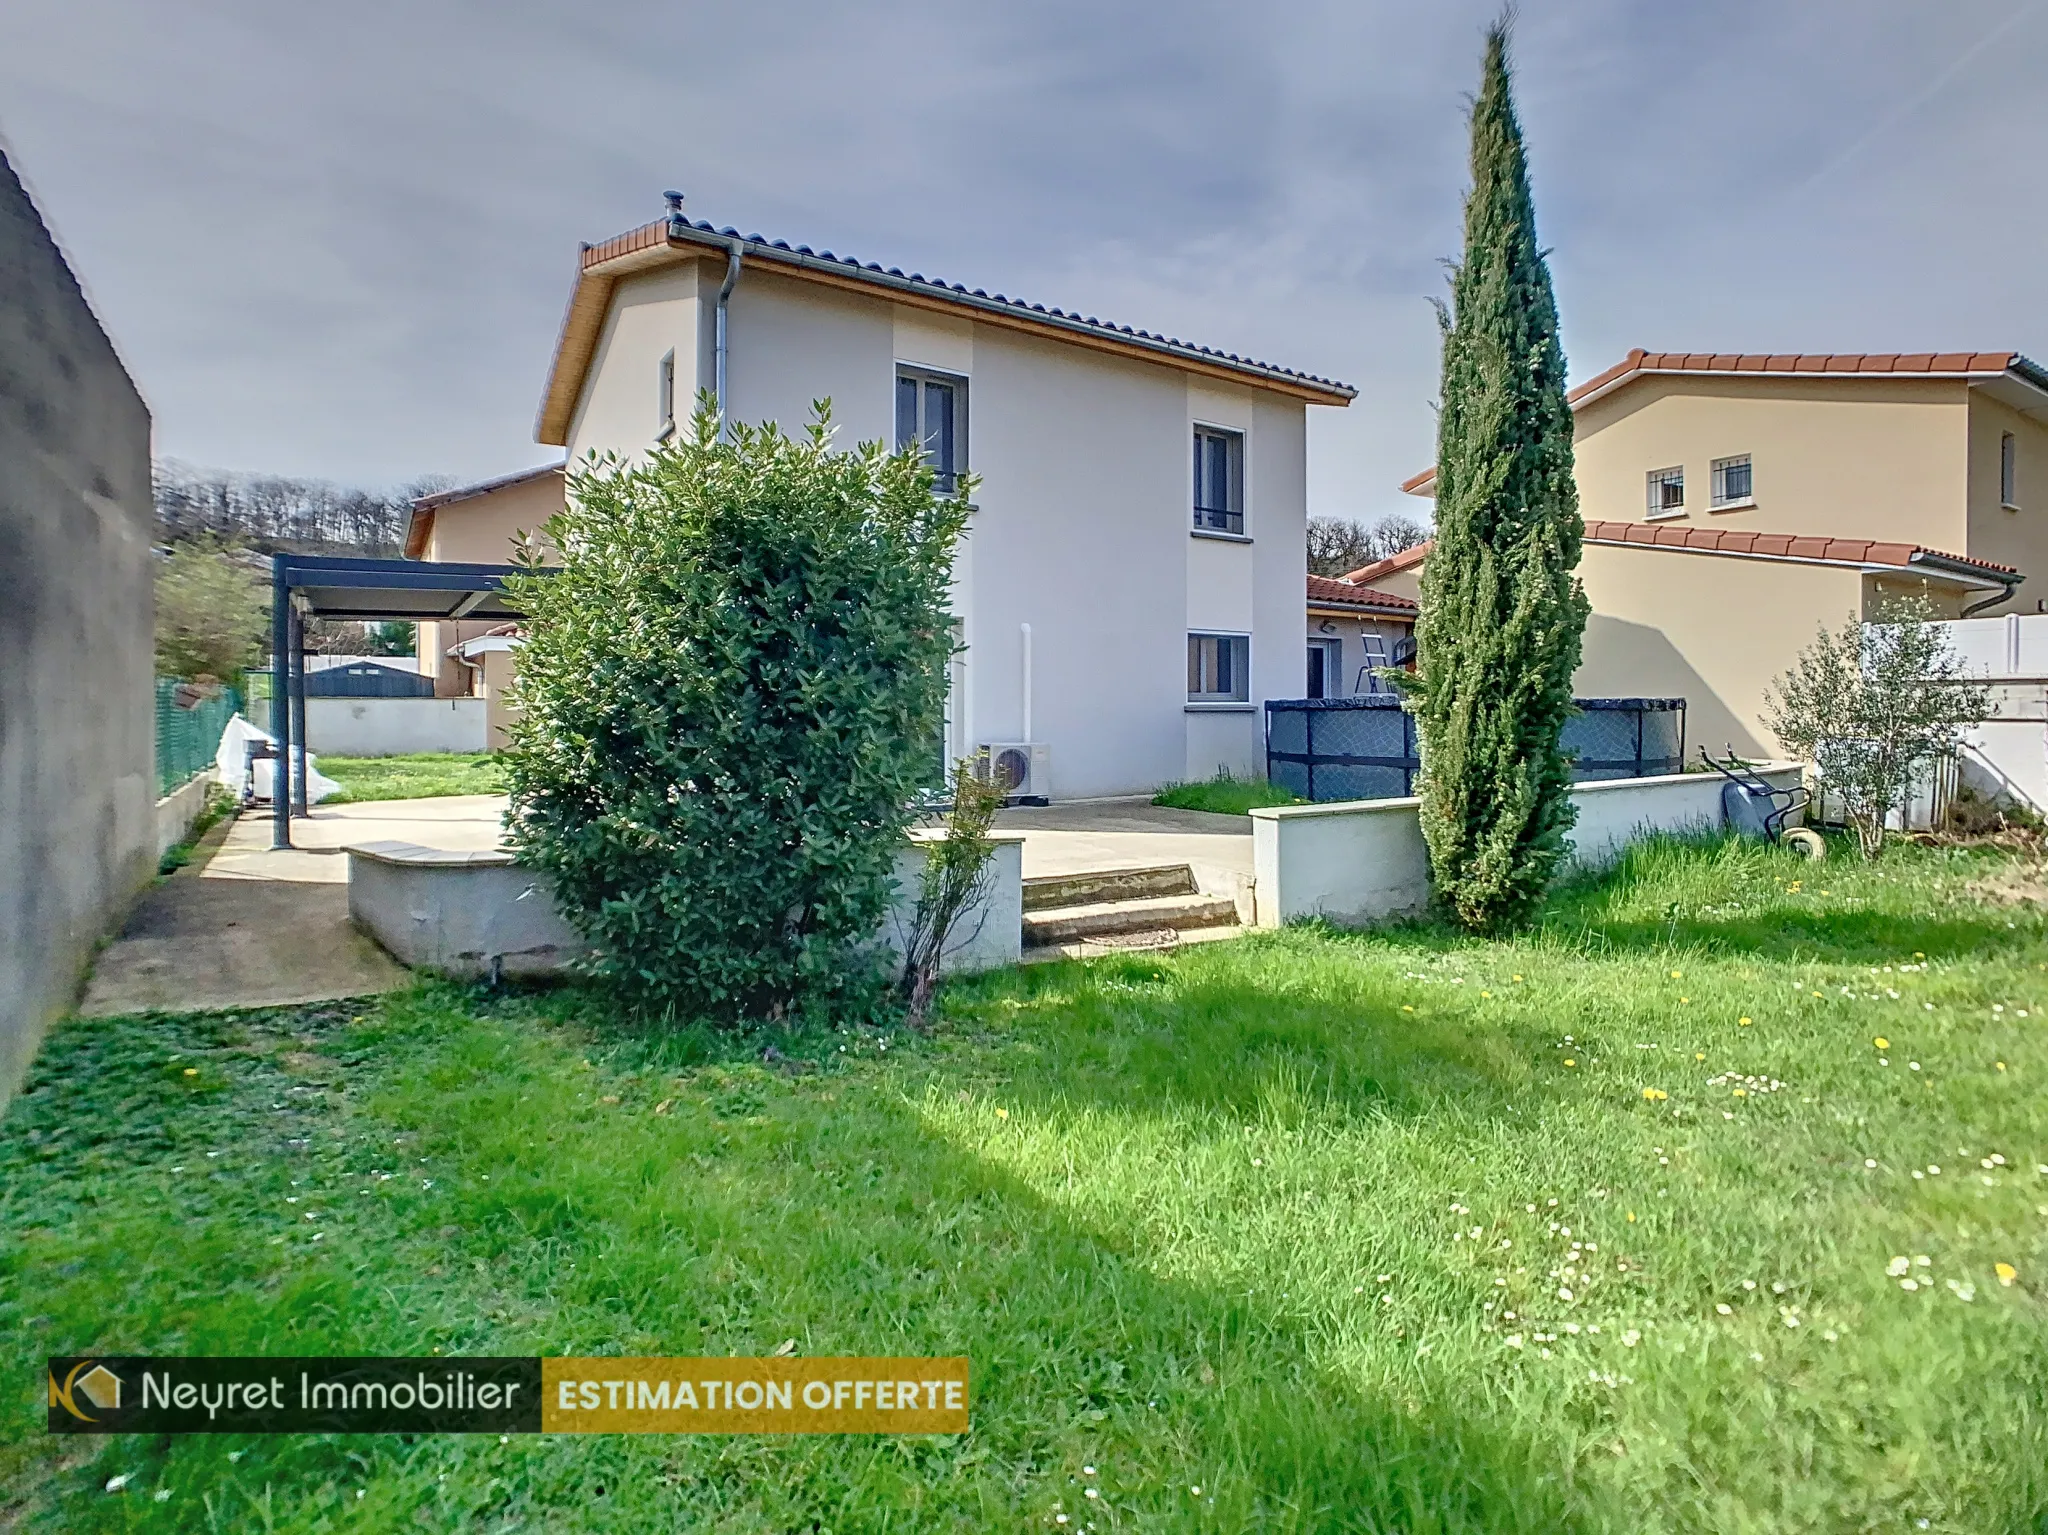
[541,213,1357,444]
[1579,519,2019,575]
[1401,348,2044,494]
[1567,348,2027,406]
[404,462,565,560]
[1306,573,1417,614]
[1352,527,2018,586]
[1337,542,1432,586]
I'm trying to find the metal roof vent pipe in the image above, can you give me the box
[663,189,686,233]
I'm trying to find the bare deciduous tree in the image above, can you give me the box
[1307,514,1430,578]
[153,460,453,557]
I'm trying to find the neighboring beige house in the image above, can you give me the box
[1304,574,1415,698]
[522,201,1354,798]
[406,463,564,747]
[1362,349,2043,758]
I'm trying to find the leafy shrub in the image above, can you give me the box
[1765,601,1990,858]
[502,405,970,1024]
[154,537,269,681]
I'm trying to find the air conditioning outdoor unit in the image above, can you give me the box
[974,742,1050,806]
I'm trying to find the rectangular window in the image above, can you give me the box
[1711,454,1752,508]
[1188,633,1250,703]
[2003,431,2018,508]
[657,349,676,440]
[1646,466,1684,518]
[895,367,965,493]
[1192,426,1245,535]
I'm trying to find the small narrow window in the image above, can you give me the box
[2002,432,2018,508]
[1188,633,1250,703]
[1646,466,1684,518]
[895,367,966,492]
[1192,427,1245,535]
[1711,454,1752,509]
[657,349,676,440]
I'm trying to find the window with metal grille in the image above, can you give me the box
[1193,426,1245,535]
[2003,432,2019,508]
[895,367,965,492]
[1711,454,1752,508]
[657,349,676,440]
[1646,466,1684,518]
[1188,633,1250,703]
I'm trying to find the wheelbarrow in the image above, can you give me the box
[1699,747,1825,859]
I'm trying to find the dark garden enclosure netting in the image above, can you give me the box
[1266,696,1686,804]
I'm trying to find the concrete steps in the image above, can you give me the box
[1021,863,1240,950]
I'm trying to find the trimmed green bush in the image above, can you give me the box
[502,405,970,1023]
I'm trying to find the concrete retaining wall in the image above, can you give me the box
[347,834,1025,982]
[307,697,488,756]
[1249,763,1805,928]
[0,150,156,1111]
[156,771,220,857]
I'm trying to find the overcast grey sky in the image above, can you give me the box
[3,1,2043,524]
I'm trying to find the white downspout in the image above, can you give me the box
[664,191,743,439]
[1020,622,1033,741]
[714,238,742,438]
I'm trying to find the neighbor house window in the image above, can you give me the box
[1646,466,1684,518]
[2003,432,2019,508]
[1188,633,1250,703]
[657,349,676,440]
[1711,454,1753,508]
[1193,426,1245,535]
[896,367,965,492]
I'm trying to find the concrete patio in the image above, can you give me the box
[77,793,1253,1016]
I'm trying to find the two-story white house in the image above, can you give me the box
[530,200,1355,801]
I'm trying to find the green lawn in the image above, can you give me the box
[5,837,2047,1531]
[317,752,506,805]
[1152,771,1305,815]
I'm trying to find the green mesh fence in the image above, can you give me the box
[156,679,243,797]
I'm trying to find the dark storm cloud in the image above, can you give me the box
[1,0,2041,523]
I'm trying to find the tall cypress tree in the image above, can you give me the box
[1406,21,1589,932]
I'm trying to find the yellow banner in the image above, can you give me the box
[540,1357,969,1434]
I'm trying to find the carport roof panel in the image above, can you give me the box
[276,554,549,622]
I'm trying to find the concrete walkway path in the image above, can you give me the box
[72,797,509,1017]
[992,797,1253,896]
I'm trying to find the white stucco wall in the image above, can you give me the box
[566,264,702,460]
[1249,763,1806,927]
[564,260,1321,800]
[305,698,488,757]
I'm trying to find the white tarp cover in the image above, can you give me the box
[215,715,340,804]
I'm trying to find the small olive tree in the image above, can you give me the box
[502,403,970,1024]
[1765,603,1990,858]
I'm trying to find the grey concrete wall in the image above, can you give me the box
[0,150,156,1111]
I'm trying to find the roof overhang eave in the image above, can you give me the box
[1901,552,2022,591]
[1308,602,1416,620]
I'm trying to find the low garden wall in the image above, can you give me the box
[1247,763,1804,929]
[155,770,219,857]
[307,697,487,757]
[347,833,1024,982]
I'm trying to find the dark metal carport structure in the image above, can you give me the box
[268,554,546,849]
